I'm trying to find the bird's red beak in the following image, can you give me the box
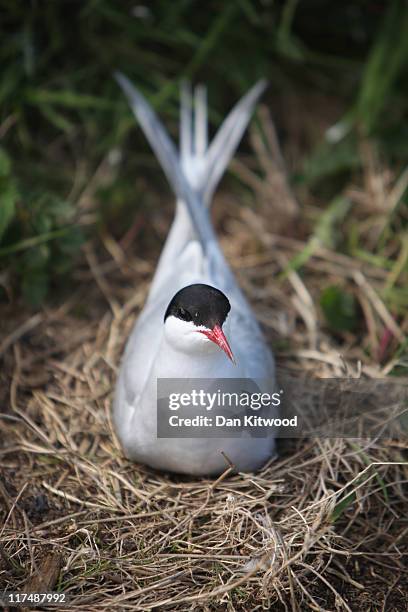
[198,324,235,363]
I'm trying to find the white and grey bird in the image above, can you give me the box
[113,74,277,475]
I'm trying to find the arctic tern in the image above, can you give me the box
[113,74,277,475]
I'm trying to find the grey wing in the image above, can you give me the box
[113,298,164,432]
[230,305,275,381]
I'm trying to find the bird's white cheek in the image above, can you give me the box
[164,317,217,354]
[164,317,199,352]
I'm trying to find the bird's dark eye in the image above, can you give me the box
[178,307,192,322]
[194,312,199,319]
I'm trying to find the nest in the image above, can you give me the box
[1,172,407,609]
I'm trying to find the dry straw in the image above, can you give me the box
[1,113,407,610]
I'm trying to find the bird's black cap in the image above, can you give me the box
[164,284,231,329]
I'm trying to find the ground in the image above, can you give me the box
[1,152,407,609]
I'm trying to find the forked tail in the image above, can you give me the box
[115,72,267,250]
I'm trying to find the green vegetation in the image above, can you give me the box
[0,0,407,306]
[320,285,358,333]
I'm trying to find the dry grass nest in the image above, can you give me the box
[1,146,408,610]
